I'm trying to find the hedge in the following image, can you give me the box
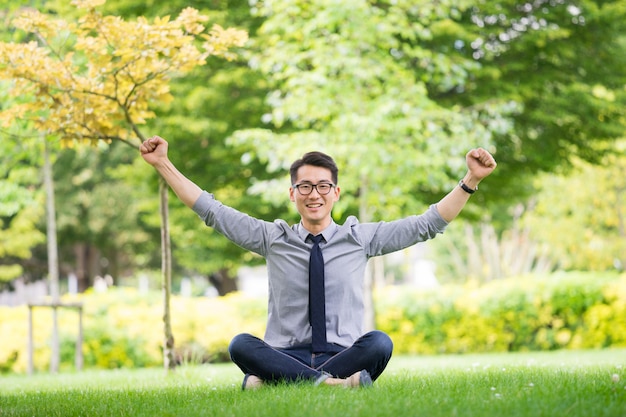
[0,271,624,373]
[376,271,626,354]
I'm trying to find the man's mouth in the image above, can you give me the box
[307,203,323,208]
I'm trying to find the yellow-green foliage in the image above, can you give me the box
[0,289,266,373]
[376,272,626,354]
[1,272,624,373]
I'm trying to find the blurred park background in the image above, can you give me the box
[0,0,625,374]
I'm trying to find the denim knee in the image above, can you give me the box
[228,333,254,360]
[368,330,394,357]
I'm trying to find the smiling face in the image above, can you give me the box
[289,164,340,234]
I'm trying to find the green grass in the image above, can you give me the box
[1,349,625,417]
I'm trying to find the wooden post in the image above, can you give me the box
[27,302,84,373]
[27,305,34,375]
[76,305,83,371]
[50,304,59,373]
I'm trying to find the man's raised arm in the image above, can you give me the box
[140,136,203,208]
[435,148,497,223]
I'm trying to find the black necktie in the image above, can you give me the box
[308,234,327,353]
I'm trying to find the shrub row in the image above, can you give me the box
[376,272,626,354]
[0,272,624,373]
[0,289,267,373]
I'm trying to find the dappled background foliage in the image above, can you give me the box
[1,0,624,290]
[0,0,625,374]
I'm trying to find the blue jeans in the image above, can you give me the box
[228,330,393,384]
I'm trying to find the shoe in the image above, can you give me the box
[345,370,373,388]
[321,370,373,388]
[359,369,373,387]
[314,372,332,386]
[242,374,263,391]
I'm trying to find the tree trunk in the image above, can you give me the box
[615,178,625,269]
[208,268,238,296]
[358,177,377,332]
[73,243,90,292]
[159,177,175,371]
[43,139,60,373]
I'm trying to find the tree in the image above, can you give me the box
[47,143,160,291]
[64,0,277,295]
[223,0,626,325]
[409,0,626,278]
[0,129,46,286]
[230,1,510,220]
[522,141,626,272]
[226,0,517,328]
[429,0,626,220]
[142,0,273,294]
[0,0,247,370]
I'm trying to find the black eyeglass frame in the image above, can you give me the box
[292,182,336,195]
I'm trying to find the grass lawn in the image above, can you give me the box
[1,349,625,417]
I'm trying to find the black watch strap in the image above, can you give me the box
[459,180,477,194]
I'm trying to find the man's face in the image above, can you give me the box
[289,164,340,230]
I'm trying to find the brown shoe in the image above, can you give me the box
[242,374,263,391]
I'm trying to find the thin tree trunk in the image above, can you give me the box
[359,178,377,332]
[615,176,626,268]
[44,139,60,373]
[159,177,175,371]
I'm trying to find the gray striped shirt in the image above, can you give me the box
[192,191,448,348]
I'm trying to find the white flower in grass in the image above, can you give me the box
[528,382,534,387]
[611,374,620,383]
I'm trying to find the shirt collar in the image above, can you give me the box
[296,220,338,243]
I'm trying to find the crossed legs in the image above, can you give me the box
[228,330,393,387]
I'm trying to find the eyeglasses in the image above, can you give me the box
[292,182,335,195]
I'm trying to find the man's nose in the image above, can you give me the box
[309,186,321,196]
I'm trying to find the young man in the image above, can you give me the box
[140,136,497,389]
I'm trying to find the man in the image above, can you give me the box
[140,136,497,389]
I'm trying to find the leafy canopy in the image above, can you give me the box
[0,0,247,146]
[230,0,516,221]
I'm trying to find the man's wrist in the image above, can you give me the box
[461,173,480,189]
[459,179,478,194]
[459,172,480,194]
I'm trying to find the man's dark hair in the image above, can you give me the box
[290,151,338,185]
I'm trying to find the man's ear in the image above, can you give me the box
[289,187,295,202]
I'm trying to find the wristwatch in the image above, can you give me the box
[459,180,477,194]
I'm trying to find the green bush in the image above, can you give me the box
[376,272,626,354]
[60,323,159,370]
